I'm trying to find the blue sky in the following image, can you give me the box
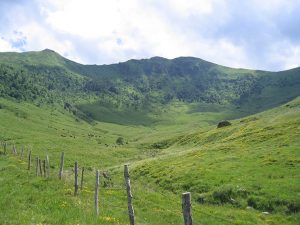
[0,0,299,71]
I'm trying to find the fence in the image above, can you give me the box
[0,142,198,225]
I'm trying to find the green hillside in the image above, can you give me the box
[0,50,299,224]
[134,97,300,214]
[1,50,300,125]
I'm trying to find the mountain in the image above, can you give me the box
[0,50,299,224]
[0,49,300,125]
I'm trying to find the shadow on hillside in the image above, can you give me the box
[76,102,158,126]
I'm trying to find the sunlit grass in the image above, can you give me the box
[0,97,299,224]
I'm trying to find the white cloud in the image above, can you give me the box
[0,38,18,52]
[19,22,82,61]
[251,0,295,13]
[0,0,299,70]
[268,40,300,70]
[43,0,197,62]
[165,0,214,16]
[45,0,120,38]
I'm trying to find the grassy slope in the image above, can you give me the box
[0,98,152,167]
[0,97,299,224]
[3,156,291,225]
[133,97,300,220]
[0,98,237,166]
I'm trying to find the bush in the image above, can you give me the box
[288,202,300,213]
[217,120,232,128]
[247,196,274,212]
[212,185,234,203]
[150,139,173,149]
[196,193,206,204]
[211,185,250,207]
[116,137,124,145]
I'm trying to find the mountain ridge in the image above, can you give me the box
[1,48,299,72]
[0,49,300,125]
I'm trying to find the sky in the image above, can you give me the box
[0,0,300,71]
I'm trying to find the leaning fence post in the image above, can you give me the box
[95,170,100,216]
[28,151,31,170]
[35,157,39,176]
[74,161,79,196]
[80,167,85,190]
[13,144,17,155]
[182,192,193,225]
[46,155,50,178]
[59,152,64,180]
[43,160,46,177]
[39,158,43,176]
[124,164,135,225]
[4,142,7,154]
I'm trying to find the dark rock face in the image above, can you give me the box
[217,121,232,128]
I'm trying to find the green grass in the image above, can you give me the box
[133,97,300,218]
[0,96,300,224]
[1,155,298,225]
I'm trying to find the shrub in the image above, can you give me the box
[288,202,300,213]
[212,185,234,204]
[116,137,124,145]
[150,139,172,149]
[247,196,274,212]
[217,120,232,128]
[196,193,206,204]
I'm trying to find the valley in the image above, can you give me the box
[0,50,299,225]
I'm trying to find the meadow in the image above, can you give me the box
[0,96,299,224]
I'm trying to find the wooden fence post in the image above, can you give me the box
[20,147,24,159]
[35,157,39,176]
[59,152,64,180]
[182,192,193,225]
[74,161,79,196]
[39,158,43,176]
[28,151,31,170]
[124,164,135,225]
[43,160,46,177]
[46,155,50,178]
[80,167,85,190]
[4,142,7,154]
[95,170,100,216]
[13,144,17,155]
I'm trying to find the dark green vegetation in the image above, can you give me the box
[1,49,300,124]
[0,50,299,224]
